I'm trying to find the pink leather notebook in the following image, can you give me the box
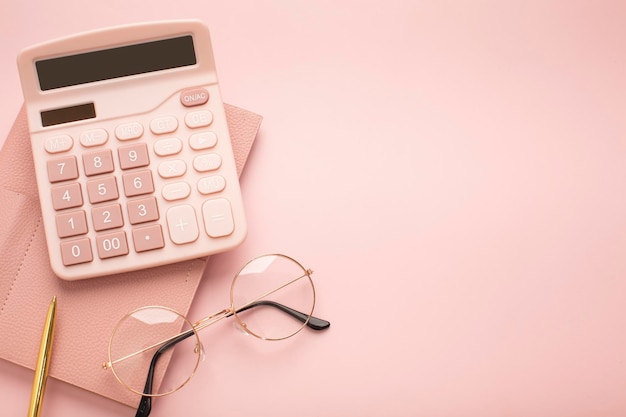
[0,103,261,406]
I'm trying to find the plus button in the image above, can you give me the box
[166,205,199,244]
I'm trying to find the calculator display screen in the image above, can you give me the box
[35,35,196,91]
[41,103,96,127]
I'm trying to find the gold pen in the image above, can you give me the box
[28,296,57,417]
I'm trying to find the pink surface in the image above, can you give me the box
[1,1,625,416]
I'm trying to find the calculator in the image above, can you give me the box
[17,20,247,280]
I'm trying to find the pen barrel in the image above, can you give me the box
[28,296,57,417]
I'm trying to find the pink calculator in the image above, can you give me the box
[17,20,247,280]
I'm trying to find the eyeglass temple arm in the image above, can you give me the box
[135,329,195,417]
[135,302,330,417]
[232,300,330,331]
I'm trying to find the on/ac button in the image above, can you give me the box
[180,88,209,107]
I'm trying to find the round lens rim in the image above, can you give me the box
[107,305,202,397]
[229,253,317,341]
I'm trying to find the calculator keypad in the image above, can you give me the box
[41,86,244,278]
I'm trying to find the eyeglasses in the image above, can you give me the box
[102,254,330,416]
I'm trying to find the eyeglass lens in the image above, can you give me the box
[108,307,201,396]
[231,254,315,340]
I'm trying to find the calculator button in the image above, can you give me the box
[158,160,187,179]
[56,210,88,238]
[83,149,115,176]
[60,238,93,266]
[202,198,234,237]
[193,154,222,172]
[197,175,226,195]
[45,135,73,154]
[150,116,178,135]
[166,205,199,244]
[79,129,108,147]
[162,182,191,201]
[115,122,144,141]
[154,137,183,156]
[132,224,165,252]
[86,176,119,204]
[122,170,154,197]
[127,196,159,225]
[185,110,213,128]
[91,203,124,231]
[189,132,217,150]
[51,183,83,210]
[47,155,79,183]
[96,231,129,259]
[118,143,150,170]
[180,88,209,107]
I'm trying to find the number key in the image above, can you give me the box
[92,203,124,231]
[60,238,93,266]
[96,231,129,259]
[83,149,114,176]
[118,143,150,170]
[47,155,79,183]
[55,210,88,238]
[127,197,159,225]
[51,183,83,210]
[86,176,119,204]
[122,170,154,197]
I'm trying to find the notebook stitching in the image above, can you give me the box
[0,215,42,316]
[185,259,194,283]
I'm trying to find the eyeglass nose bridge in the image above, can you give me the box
[193,308,233,332]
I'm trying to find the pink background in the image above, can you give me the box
[1,1,626,416]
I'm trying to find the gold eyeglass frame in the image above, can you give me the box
[103,254,318,397]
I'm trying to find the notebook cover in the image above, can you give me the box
[0,103,261,406]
